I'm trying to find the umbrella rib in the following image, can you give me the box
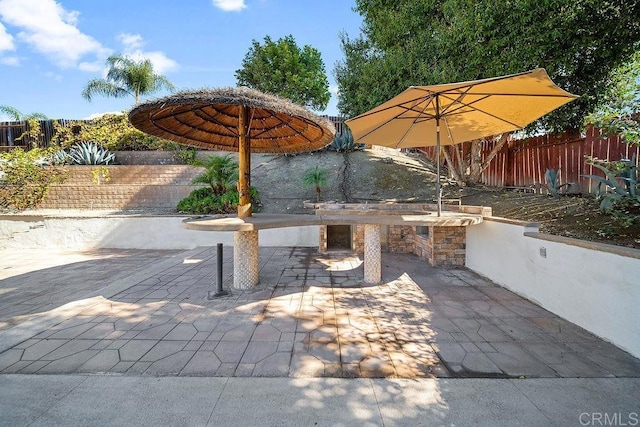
[151,118,234,146]
[435,90,528,129]
[351,96,439,140]
[252,114,315,145]
[147,106,238,144]
[193,107,239,138]
[394,99,434,148]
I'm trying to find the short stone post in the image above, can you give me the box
[233,230,259,289]
[363,223,381,284]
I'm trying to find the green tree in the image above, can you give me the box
[338,0,640,130]
[192,154,239,195]
[335,0,640,185]
[302,166,329,202]
[586,52,640,146]
[235,35,331,111]
[82,55,175,105]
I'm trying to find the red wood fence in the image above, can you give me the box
[419,125,640,194]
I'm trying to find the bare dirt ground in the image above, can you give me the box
[251,147,640,249]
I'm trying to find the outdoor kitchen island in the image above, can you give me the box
[182,203,488,290]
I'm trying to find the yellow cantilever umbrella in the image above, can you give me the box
[345,68,579,215]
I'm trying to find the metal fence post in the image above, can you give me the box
[208,243,230,299]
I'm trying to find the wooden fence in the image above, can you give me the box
[0,119,82,152]
[0,116,347,152]
[419,125,640,194]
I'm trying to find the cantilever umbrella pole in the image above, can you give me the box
[238,105,252,218]
[436,117,441,217]
[435,95,442,217]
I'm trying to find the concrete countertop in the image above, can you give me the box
[182,212,483,232]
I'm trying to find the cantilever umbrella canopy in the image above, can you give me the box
[129,87,335,218]
[345,68,579,215]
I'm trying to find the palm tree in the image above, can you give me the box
[192,154,239,195]
[302,166,328,202]
[0,105,47,121]
[82,54,175,105]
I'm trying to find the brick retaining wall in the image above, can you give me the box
[40,165,202,210]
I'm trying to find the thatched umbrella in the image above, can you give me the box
[129,87,335,218]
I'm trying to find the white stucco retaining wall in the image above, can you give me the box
[466,217,640,358]
[0,215,319,250]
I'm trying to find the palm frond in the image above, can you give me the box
[84,54,175,104]
[82,79,131,101]
[0,105,23,121]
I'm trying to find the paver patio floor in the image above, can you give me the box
[0,247,638,379]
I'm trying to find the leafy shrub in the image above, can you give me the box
[175,147,199,165]
[51,114,177,151]
[68,142,116,165]
[0,148,68,210]
[192,154,238,194]
[177,186,258,214]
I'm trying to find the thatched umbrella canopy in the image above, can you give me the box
[129,87,336,218]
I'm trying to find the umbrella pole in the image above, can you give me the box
[234,104,259,289]
[436,117,442,217]
[238,105,252,218]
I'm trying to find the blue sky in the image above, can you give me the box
[0,0,363,120]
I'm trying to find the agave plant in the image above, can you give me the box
[584,154,639,213]
[329,126,363,152]
[68,142,115,165]
[544,168,570,197]
[50,149,71,165]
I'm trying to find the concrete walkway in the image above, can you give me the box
[0,247,638,425]
[2,375,638,426]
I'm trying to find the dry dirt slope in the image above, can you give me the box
[250,147,440,214]
[249,147,639,249]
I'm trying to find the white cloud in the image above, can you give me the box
[84,111,124,120]
[0,0,110,68]
[329,85,339,95]
[78,60,104,73]
[117,33,144,50]
[44,71,62,81]
[0,21,13,51]
[118,33,178,74]
[212,0,247,12]
[0,55,18,65]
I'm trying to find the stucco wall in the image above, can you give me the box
[0,216,319,250]
[466,217,640,358]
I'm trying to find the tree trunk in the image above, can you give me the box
[467,139,483,185]
[443,147,466,187]
[315,186,321,202]
[442,134,511,187]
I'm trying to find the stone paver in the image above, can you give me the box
[0,246,638,379]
